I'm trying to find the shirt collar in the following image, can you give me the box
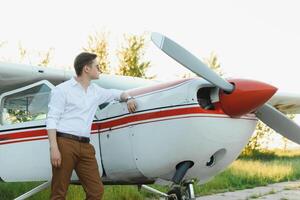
[70,77,78,87]
[70,77,93,88]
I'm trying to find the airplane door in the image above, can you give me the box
[0,80,54,182]
[98,101,145,181]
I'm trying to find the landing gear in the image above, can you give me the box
[14,181,51,200]
[140,161,196,199]
[140,181,196,200]
[167,181,196,200]
[166,161,196,200]
[167,185,182,200]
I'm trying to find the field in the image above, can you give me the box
[1,149,300,200]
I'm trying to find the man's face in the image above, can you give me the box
[86,58,101,80]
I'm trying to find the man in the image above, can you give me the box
[46,52,137,200]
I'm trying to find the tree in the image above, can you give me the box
[241,121,273,155]
[281,114,295,151]
[38,48,54,67]
[83,32,110,74]
[18,42,27,63]
[5,43,54,124]
[18,42,54,67]
[205,52,224,76]
[0,41,5,48]
[116,34,151,78]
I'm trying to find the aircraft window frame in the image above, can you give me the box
[0,80,54,126]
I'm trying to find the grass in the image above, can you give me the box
[1,149,300,200]
[0,183,157,200]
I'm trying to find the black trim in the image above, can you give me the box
[97,129,107,176]
[94,103,198,122]
[0,177,4,182]
[0,125,45,133]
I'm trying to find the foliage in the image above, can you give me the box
[281,114,295,150]
[241,114,296,156]
[18,42,54,67]
[38,48,54,67]
[116,34,151,78]
[6,109,32,123]
[241,121,273,156]
[205,52,223,76]
[83,32,110,74]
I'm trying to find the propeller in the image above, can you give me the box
[151,32,235,93]
[256,104,300,144]
[151,32,300,145]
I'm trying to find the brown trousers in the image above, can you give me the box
[50,137,104,200]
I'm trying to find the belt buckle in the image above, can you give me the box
[79,136,89,143]
[78,136,83,142]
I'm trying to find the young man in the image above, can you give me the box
[46,52,137,200]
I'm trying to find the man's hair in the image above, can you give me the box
[74,52,97,76]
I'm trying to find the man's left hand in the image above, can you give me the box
[127,99,137,113]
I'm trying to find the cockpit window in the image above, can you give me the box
[0,84,51,125]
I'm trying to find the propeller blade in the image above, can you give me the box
[151,32,234,93]
[255,104,300,144]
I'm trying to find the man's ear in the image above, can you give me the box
[83,65,89,73]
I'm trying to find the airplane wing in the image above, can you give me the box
[0,62,73,93]
[267,91,300,114]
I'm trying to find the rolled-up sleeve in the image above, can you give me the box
[96,85,123,105]
[46,87,66,130]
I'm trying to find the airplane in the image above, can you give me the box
[1,32,300,200]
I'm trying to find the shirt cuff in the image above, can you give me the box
[46,119,57,130]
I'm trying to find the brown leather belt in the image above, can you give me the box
[56,131,90,143]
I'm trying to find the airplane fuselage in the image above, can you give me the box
[0,77,257,185]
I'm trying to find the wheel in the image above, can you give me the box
[167,186,182,200]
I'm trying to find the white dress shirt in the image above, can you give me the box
[46,78,122,137]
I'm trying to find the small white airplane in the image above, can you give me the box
[1,32,300,200]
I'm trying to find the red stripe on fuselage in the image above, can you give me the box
[0,129,47,141]
[96,106,224,129]
[0,106,240,145]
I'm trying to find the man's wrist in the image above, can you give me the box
[126,96,135,102]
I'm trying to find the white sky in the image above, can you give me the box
[1,0,300,148]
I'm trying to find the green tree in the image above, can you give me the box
[83,32,110,74]
[116,34,151,78]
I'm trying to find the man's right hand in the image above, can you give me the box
[50,146,61,168]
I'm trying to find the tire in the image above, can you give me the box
[167,187,182,200]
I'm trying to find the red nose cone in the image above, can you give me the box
[219,79,277,117]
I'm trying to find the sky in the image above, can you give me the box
[1,0,300,148]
